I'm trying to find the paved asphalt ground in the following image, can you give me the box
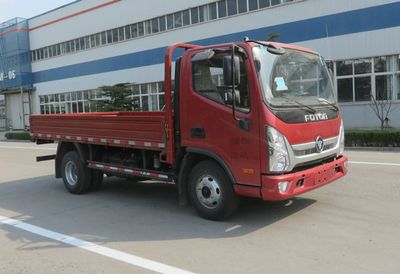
[0,141,399,274]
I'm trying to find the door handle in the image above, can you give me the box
[238,119,250,131]
[190,127,205,138]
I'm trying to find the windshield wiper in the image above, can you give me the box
[280,95,317,114]
[318,98,339,111]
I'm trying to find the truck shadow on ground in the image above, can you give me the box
[0,175,316,250]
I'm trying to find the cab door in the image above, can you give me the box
[180,47,261,186]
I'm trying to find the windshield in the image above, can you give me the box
[253,46,336,108]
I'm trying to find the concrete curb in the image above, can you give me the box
[345,147,400,152]
[0,139,32,143]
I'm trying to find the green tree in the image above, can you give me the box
[94,83,134,112]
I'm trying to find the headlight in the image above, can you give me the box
[267,126,290,172]
[339,120,345,155]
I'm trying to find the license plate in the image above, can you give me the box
[315,168,335,185]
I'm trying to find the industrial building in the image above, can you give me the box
[0,0,399,130]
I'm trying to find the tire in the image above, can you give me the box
[61,151,91,194]
[188,161,239,221]
[89,170,104,191]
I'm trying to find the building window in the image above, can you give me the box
[125,25,132,39]
[336,60,353,76]
[374,56,392,73]
[152,18,159,33]
[354,58,372,75]
[131,82,165,111]
[249,0,259,11]
[396,73,400,100]
[199,5,208,22]
[118,27,125,41]
[138,22,144,36]
[376,75,393,100]
[218,0,227,18]
[0,101,6,123]
[208,3,217,20]
[174,12,182,28]
[227,0,238,16]
[31,0,300,62]
[38,81,168,114]
[259,0,271,8]
[101,32,107,45]
[335,54,400,103]
[183,9,190,26]
[106,30,113,44]
[79,38,86,50]
[131,24,138,38]
[191,8,199,24]
[159,16,166,32]
[112,28,119,42]
[238,0,248,13]
[167,14,174,30]
[84,37,90,50]
[145,20,152,35]
[337,78,353,102]
[354,76,371,102]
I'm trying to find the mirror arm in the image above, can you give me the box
[231,44,240,122]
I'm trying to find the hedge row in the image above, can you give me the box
[4,131,31,140]
[345,130,400,147]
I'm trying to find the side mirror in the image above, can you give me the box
[223,55,241,86]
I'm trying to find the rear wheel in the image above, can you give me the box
[61,151,91,194]
[189,161,239,220]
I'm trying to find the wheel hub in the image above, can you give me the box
[65,161,78,186]
[196,175,221,209]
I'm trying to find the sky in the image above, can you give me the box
[0,0,75,23]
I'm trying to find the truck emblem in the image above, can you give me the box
[315,136,324,153]
[305,113,328,122]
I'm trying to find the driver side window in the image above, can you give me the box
[192,51,250,112]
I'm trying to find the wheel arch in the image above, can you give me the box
[55,142,90,178]
[177,147,236,205]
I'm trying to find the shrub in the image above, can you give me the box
[345,130,400,147]
[4,131,31,140]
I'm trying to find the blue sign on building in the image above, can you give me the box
[0,18,33,92]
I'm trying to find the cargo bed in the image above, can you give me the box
[30,111,167,151]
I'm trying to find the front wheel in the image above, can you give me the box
[189,161,239,220]
[61,151,91,194]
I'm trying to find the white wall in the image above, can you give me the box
[28,0,211,49]
[341,102,400,129]
[26,0,400,128]
[300,27,400,62]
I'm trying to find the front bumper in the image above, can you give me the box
[261,156,348,201]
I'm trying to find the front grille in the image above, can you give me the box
[291,155,337,172]
[286,135,340,173]
[293,143,336,156]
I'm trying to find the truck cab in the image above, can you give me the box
[176,41,347,217]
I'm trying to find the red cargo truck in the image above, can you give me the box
[31,40,348,220]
